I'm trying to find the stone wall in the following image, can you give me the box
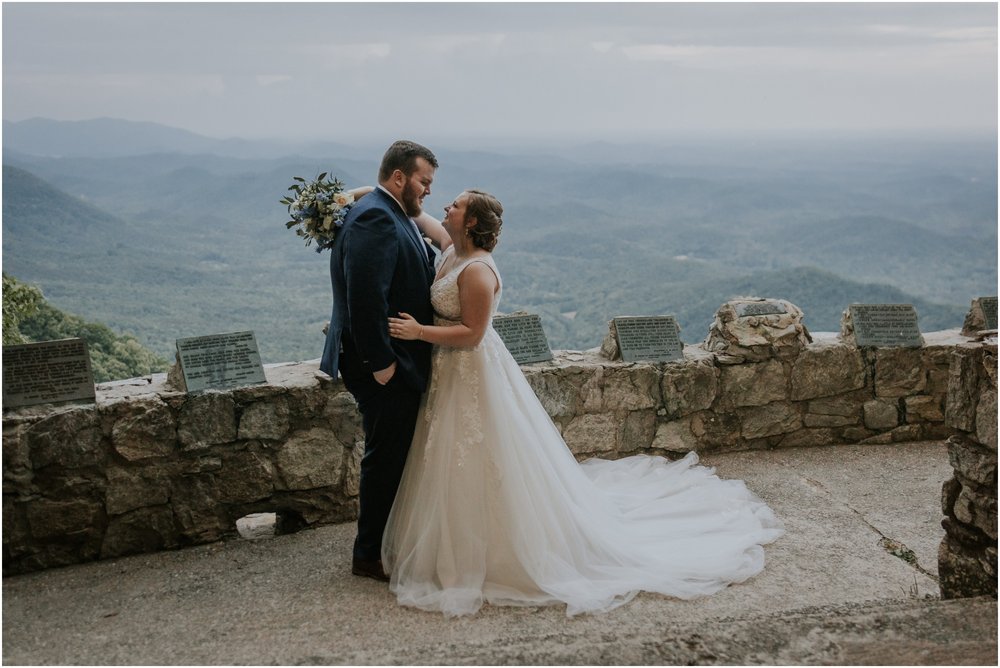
[3,364,365,575]
[3,331,967,575]
[939,339,998,598]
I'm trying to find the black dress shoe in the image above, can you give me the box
[352,557,390,582]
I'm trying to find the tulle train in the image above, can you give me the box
[382,329,784,617]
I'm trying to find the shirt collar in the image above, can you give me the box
[377,185,407,216]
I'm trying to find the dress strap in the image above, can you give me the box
[434,245,455,274]
[459,257,501,292]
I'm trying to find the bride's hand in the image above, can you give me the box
[388,313,424,341]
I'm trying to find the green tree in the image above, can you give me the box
[18,301,169,383]
[6,274,169,382]
[2,273,44,345]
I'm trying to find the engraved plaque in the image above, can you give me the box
[980,296,998,330]
[613,316,684,363]
[175,331,267,392]
[734,301,788,317]
[492,314,553,364]
[2,338,96,408]
[848,304,923,348]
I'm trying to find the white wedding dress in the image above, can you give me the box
[382,248,784,617]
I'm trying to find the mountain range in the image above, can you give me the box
[2,118,995,366]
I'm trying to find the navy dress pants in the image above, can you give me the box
[341,363,422,563]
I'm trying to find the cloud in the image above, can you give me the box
[864,23,998,42]
[425,33,507,56]
[8,73,228,97]
[256,75,292,87]
[296,43,392,69]
[620,44,715,62]
[615,36,997,77]
[2,2,995,139]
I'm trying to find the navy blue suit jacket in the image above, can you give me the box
[319,188,434,393]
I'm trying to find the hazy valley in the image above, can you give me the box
[3,118,996,370]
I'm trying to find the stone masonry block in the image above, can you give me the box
[650,418,700,454]
[689,411,742,450]
[939,535,997,599]
[875,348,926,398]
[284,385,328,421]
[3,422,32,490]
[740,402,802,439]
[619,410,657,453]
[101,506,178,559]
[238,398,291,441]
[804,412,857,428]
[177,393,237,451]
[217,451,275,503]
[804,394,862,428]
[580,366,659,413]
[26,498,103,541]
[946,345,980,433]
[905,395,945,424]
[27,408,104,470]
[105,466,171,516]
[110,398,176,461]
[275,428,344,491]
[323,392,365,447]
[864,399,899,431]
[984,346,998,388]
[954,486,998,540]
[3,496,31,563]
[662,358,718,418]
[976,389,997,450]
[524,369,583,418]
[927,367,951,398]
[171,474,227,542]
[790,345,865,401]
[777,428,837,448]
[807,396,859,417]
[562,413,617,456]
[717,360,786,409]
[947,436,998,489]
[922,346,955,373]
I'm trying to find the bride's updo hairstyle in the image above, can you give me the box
[463,189,503,252]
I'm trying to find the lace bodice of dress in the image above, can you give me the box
[430,248,502,326]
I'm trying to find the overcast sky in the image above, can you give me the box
[3,2,997,144]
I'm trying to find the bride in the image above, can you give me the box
[380,189,783,617]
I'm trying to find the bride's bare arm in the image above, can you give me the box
[347,185,375,200]
[388,263,497,347]
[413,211,451,251]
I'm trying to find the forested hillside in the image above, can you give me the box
[3,119,995,364]
[2,273,167,382]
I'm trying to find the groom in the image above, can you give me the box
[320,140,438,581]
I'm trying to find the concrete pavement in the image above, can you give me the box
[3,441,996,665]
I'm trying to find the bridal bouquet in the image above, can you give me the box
[281,173,354,251]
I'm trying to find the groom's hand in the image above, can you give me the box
[373,361,396,385]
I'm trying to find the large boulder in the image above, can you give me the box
[702,298,811,364]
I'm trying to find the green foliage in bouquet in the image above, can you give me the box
[281,173,354,251]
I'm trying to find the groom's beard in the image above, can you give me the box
[401,181,423,218]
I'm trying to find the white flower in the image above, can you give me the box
[284,173,350,251]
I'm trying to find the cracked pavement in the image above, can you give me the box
[3,440,996,665]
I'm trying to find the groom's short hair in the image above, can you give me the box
[379,140,438,181]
